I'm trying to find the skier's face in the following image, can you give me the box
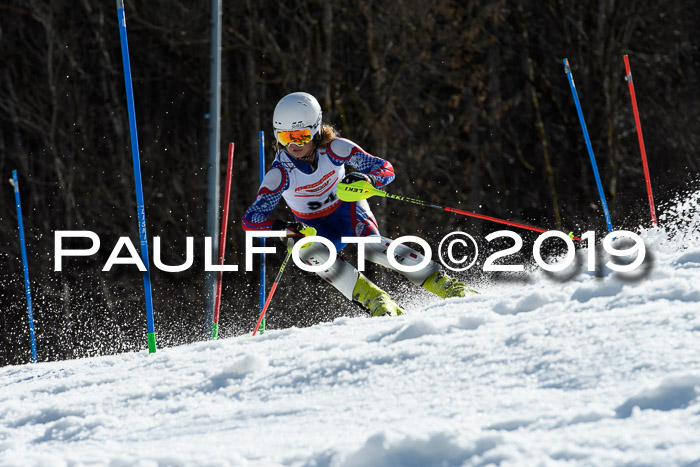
[286,140,314,160]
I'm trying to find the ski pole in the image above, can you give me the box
[623,55,657,226]
[116,0,157,353]
[211,142,235,340]
[563,58,614,233]
[9,171,37,363]
[337,180,582,241]
[253,240,293,336]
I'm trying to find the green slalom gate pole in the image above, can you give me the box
[116,0,156,353]
[337,180,582,241]
[212,143,235,339]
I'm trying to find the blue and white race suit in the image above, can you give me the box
[242,137,439,300]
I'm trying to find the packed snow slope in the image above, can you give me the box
[1,194,699,466]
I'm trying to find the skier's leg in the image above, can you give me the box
[364,237,477,298]
[297,241,404,316]
[363,237,439,286]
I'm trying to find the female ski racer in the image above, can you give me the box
[242,92,475,317]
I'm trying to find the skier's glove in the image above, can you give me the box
[272,220,316,238]
[341,172,377,187]
[271,220,317,249]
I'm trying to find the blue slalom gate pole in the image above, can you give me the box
[258,131,267,333]
[563,58,614,233]
[10,170,37,363]
[116,0,157,353]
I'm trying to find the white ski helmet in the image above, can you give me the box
[273,92,322,145]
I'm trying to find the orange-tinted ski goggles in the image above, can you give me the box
[275,128,314,146]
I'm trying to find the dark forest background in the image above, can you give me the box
[1,0,698,366]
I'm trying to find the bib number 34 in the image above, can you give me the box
[307,192,337,211]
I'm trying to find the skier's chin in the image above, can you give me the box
[288,147,311,159]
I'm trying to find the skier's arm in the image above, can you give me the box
[241,165,290,231]
[326,138,395,187]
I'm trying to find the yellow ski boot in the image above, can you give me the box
[352,274,405,317]
[422,270,477,298]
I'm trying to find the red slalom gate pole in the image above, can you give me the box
[444,207,580,240]
[211,142,235,339]
[623,55,657,226]
[384,192,583,241]
[337,181,582,240]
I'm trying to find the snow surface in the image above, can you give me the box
[1,193,699,466]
